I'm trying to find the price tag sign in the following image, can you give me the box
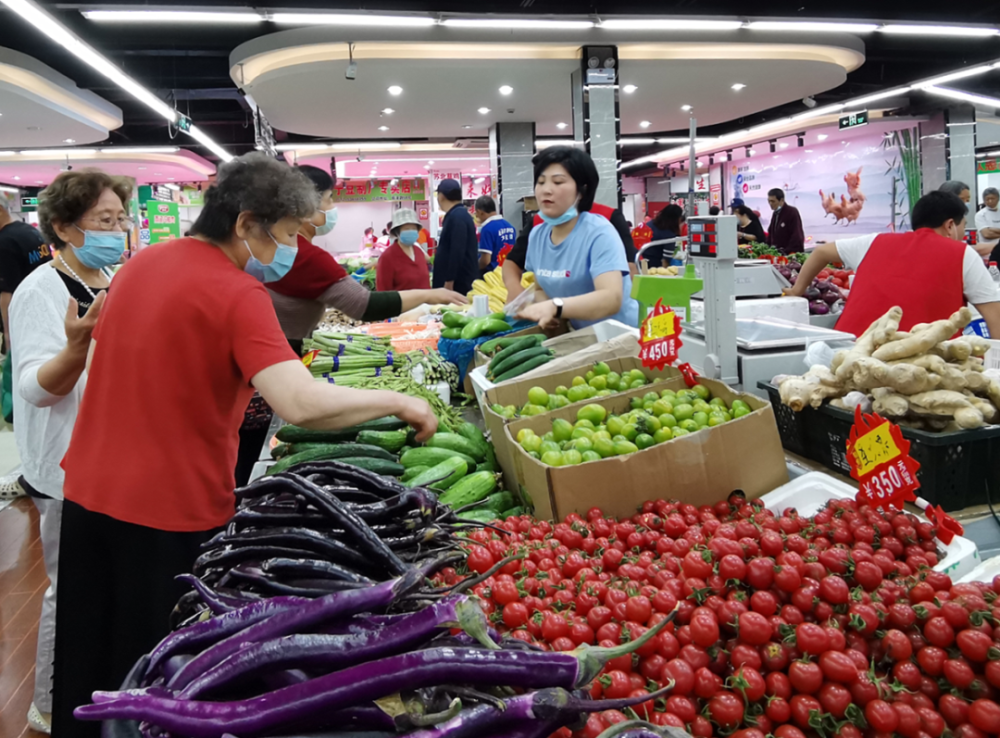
[639,298,683,371]
[846,406,921,510]
[301,349,321,368]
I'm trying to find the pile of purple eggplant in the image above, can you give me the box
[172,461,473,628]
[77,567,679,738]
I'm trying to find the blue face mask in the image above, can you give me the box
[539,205,579,227]
[398,230,419,247]
[73,226,127,269]
[314,207,338,236]
[244,233,298,283]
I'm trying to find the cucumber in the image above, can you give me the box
[493,352,554,382]
[475,462,493,474]
[481,333,544,356]
[456,509,500,524]
[425,432,486,462]
[332,457,405,476]
[455,422,490,460]
[266,444,396,475]
[479,319,512,335]
[406,457,468,490]
[270,442,290,460]
[500,506,525,518]
[400,465,429,483]
[484,441,500,472]
[481,491,514,512]
[400,446,477,469]
[275,416,406,444]
[438,471,497,508]
[356,430,408,453]
[488,335,541,373]
[353,416,408,432]
[489,346,552,379]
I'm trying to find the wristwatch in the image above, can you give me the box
[553,298,565,319]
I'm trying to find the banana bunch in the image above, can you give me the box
[468,267,535,314]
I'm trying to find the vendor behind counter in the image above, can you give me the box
[789,190,1000,337]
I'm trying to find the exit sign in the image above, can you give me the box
[839,110,869,130]
[20,196,38,210]
[176,115,192,133]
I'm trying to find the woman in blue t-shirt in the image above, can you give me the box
[517,146,639,330]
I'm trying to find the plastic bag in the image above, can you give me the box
[803,341,837,371]
[503,284,537,319]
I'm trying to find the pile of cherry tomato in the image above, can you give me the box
[436,494,1000,738]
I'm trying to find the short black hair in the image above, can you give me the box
[296,164,334,193]
[912,190,968,230]
[709,206,720,216]
[531,145,599,212]
[474,195,497,214]
[768,188,786,201]
[653,204,684,233]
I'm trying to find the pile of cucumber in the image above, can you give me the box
[440,310,512,341]
[270,416,411,476]
[485,334,554,383]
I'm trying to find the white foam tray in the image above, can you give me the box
[958,554,1000,584]
[759,472,980,581]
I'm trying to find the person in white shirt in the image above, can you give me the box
[976,187,1000,259]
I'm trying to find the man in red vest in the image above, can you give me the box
[789,190,1000,337]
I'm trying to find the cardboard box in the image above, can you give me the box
[483,359,684,494]
[503,378,789,521]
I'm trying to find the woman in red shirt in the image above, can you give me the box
[377,208,432,292]
[52,154,438,738]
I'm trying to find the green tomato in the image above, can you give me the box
[653,427,674,444]
[606,416,625,437]
[652,400,674,417]
[588,375,608,391]
[691,384,711,400]
[593,362,611,376]
[710,397,727,409]
[571,427,595,441]
[673,404,695,421]
[562,449,584,466]
[541,450,564,467]
[629,379,646,390]
[578,403,608,425]
[520,403,548,417]
[581,450,602,463]
[540,440,561,456]
[613,440,639,456]
[552,418,574,443]
[658,413,678,429]
[733,406,751,419]
[679,419,700,432]
[527,387,549,406]
[571,437,594,453]
[635,433,655,450]
[555,385,569,397]
[593,437,616,458]
[567,385,590,404]
[585,370,596,382]
[571,376,586,387]
[692,412,709,427]
[672,427,690,437]
[622,423,638,442]
[549,394,571,410]
[707,414,726,427]
[605,372,621,391]
[521,434,543,453]
[574,418,595,430]
[542,431,555,442]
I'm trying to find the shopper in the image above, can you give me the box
[729,197,746,214]
[377,208,433,291]
[51,153,438,738]
[976,187,1000,261]
[432,178,479,295]
[642,204,684,268]
[0,196,52,353]
[765,188,805,254]
[474,195,516,273]
[940,179,971,204]
[267,165,465,352]
[736,205,767,244]
[788,190,1000,336]
[8,170,126,736]
[515,145,638,330]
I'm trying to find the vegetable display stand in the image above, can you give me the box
[759,381,1000,511]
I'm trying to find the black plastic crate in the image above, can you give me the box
[759,382,1000,511]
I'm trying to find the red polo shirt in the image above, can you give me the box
[376,242,431,292]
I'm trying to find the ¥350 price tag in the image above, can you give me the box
[639,298,683,371]
[846,406,920,510]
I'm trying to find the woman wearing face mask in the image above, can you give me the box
[517,146,639,330]
[376,209,432,292]
[7,170,127,735]
[735,205,766,244]
[51,153,440,738]
[268,166,465,354]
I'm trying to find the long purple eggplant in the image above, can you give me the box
[80,617,673,737]
[178,596,486,699]
[226,564,369,597]
[165,569,421,691]
[260,557,373,584]
[210,527,374,570]
[146,596,308,678]
[595,722,685,738]
[193,545,324,575]
[177,575,260,615]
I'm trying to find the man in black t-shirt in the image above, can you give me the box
[0,199,51,352]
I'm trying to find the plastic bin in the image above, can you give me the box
[759,382,1000,512]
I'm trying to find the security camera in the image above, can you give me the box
[345,60,358,80]
[802,96,817,109]
[356,154,365,162]
[61,164,73,172]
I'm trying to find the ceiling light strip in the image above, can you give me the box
[923,86,1000,109]
[82,10,262,22]
[271,12,436,26]
[441,18,594,29]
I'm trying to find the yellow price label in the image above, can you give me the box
[648,311,676,340]
[853,424,902,477]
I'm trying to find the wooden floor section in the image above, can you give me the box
[0,497,49,738]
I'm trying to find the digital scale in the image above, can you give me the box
[647,215,857,396]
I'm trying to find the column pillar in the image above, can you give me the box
[947,106,977,198]
[489,122,536,234]
[572,46,621,209]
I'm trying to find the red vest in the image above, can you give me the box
[835,230,965,336]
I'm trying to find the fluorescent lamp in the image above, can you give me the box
[849,87,912,106]
[99,147,181,154]
[328,142,402,149]
[639,121,652,128]
[82,10,262,23]
[748,21,878,33]
[20,148,97,156]
[535,139,581,147]
[0,151,16,156]
[881,24,998,37]
[271,13,435,26]
[275,143,330,152]
[164,183,181,191]
[441,18,594,29]
[499,85,513,95]
[556,122,568,129]
[387,86,403,95]
[923,86,1000,109]
[915,65,996,88]
[623,84,638,93]
[621,138,657,145]
[601,18,743,30]
[187,124,234,162]
[0,185,19,193]
[731,83,747,91]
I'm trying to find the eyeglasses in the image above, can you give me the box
[80,215,134,231]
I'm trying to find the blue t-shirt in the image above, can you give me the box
[478,216,517,271]
[525,211,639,330]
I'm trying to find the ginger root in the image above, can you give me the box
[871,391,909,418]
[836,306,903,381]
[907,389,985,429]
[849,358,938,394]
[872,307,972,362]
[932,338,972,363]
[779,368,846,412]
[968,397,999,424]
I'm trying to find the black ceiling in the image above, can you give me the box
[1,1,999,163]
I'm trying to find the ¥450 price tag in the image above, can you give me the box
[638,299,683,371]
[846,407,920,510]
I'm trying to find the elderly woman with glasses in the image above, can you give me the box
[7,169,131,734]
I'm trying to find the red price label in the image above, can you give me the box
[639,298,682,371]
[301,349,321,367]
[846,406,921,510]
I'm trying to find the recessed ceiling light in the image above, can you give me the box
[36,180,43,183]
[168,177,175,180]
[387,85,403,95]
[639,121,652,128]
[622,84,637,94]
[12,176,19,180]
[731,83,746,91]
[378,126,389,131]
[499,85,513,95]
[681,105,692,112]
[817,134,829,141]
[63,138,75,143]
[428,160,435,164]
[805,149,814,152]
[779,143,789,149]
[154,172,163,175]
[381,108,394,115]
[556,122,568,129]
[462,125,473,129]
[478,107,491,114]
[424,165,431,169]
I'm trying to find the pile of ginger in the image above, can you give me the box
[779,306,1000,431]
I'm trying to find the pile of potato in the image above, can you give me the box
[778,306,1000,431]
[646,266,680,276]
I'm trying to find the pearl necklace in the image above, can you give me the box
[57,254,101,302]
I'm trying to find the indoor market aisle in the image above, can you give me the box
[0,425,47,738]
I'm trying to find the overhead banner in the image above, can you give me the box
[331,178,426,203]
[978,159,1000,174]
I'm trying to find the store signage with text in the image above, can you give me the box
[846,407,920,510]
[331,178,426,203]
[978,159,1000,174]
[669,176,709,194]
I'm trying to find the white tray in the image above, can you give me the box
[958,553,1000,584]
[759,472,980,581]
